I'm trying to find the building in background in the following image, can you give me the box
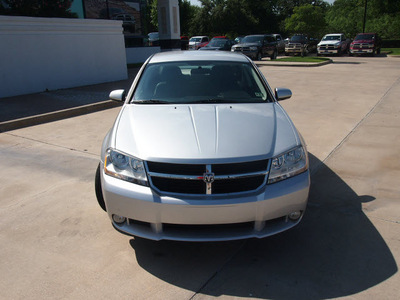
[80,0,143,35]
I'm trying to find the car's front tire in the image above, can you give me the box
[256,52,262,61]
[95,163,107,212]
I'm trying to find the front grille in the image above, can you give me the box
[353,43,371,49]
[146,159,269,195]
[319,45,335,50]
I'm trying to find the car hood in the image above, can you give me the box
[318,40,340,45]
[352,39,374,44]
[114,103,299,163]
[200,46,223,50]
[233,42,260,48]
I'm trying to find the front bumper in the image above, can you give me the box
[285,48,303,54]
[101,169,310,241]
[350,48,373,54]
[318,49,339,54]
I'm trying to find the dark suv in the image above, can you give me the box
[231,34,278,60]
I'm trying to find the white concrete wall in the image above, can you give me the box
[0,16,128,98]
[126,47,160,64]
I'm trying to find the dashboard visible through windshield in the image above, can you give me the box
[132,61,272,104]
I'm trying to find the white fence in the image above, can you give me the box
[126,46,161,64]
[0,16,128,98]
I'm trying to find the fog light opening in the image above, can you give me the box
[288,211,302,221]
[112,214,126,224]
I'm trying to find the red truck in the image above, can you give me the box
[350,33,381,56]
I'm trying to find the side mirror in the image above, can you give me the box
[109,89,126,102]
[275,87,292,101]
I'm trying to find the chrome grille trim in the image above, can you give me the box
[146,159,269,195]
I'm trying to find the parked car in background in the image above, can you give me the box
[285,34,317,56]
[112,13,135,33]
[235,36,245,44]
[231,34,278,60]
[273,34,285,53]
[189,36,209,50]
[350,33,381,56]
[95,51,310,241]
[148,32,159,46]
[317,33,349,56]
[181,36,189,50]
[199,38,234,51]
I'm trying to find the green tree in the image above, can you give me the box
[284,4,327,38]
[1,0,77,18]
[325,0,400,39]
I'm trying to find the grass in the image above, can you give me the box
[382,48,400,55]
[275,56,331,63]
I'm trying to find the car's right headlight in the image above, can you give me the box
[268,146,308,184]
[104,149,148,186]
[249,46,258,51]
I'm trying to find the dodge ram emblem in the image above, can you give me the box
[203,172,215,183]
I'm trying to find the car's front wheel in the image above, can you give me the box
[257,52,262,61]
[95,163,107,212]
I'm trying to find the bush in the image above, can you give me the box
[382,40,400,48]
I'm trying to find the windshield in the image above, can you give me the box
[190,37,202,42]
[148,32,158,40]
[242,36,263,45]
[290,35,306,43]
[132,61,271,104]
[322,35,340,41]
[355,34,374,40]
[207,39,228,47]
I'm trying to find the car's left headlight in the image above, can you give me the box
[104,148,148,186]
[268,146,308,184]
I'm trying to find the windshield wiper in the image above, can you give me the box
[131,99,171,104]
[191,98,241,103]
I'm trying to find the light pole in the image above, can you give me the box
[362,0,368,33]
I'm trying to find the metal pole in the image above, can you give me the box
[363,0,368,33]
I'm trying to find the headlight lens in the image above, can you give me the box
[268,146,308,184]
[249,46,258,51]
[104,149,148,186]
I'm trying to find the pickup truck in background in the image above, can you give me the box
[285,34,318,56]
[317,33,350,56]
[350,33,381,56]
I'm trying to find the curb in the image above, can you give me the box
[257,59,332,67]
[0,100,121,133]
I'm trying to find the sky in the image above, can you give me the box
[188,0,335,7]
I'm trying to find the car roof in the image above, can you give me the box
[148,51,250,64]
[245,34,271,37]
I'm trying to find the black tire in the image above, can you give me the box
[270,50,277,60]
[257,52,262,61]
[95,163,107,212]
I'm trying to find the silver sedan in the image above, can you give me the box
[95,51,310,241]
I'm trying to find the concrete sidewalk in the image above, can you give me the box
[0,68,139,132]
